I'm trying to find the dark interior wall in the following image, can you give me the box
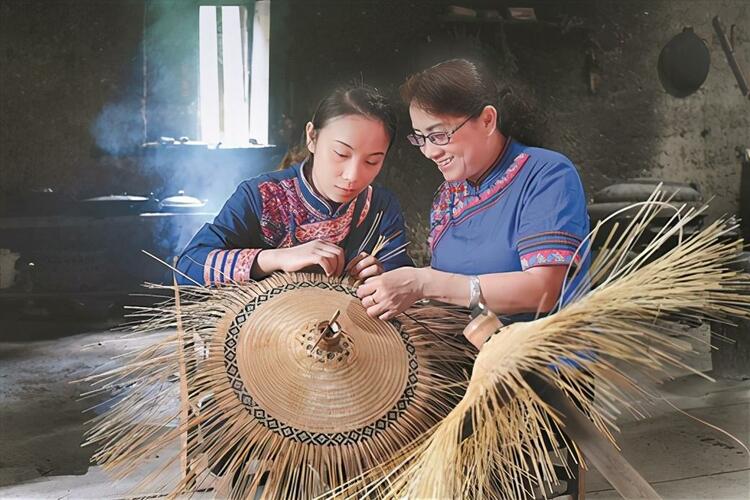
[0,0,146,197]
[0,0,238,204]
[1,0,748,264]
[272,0,750,263]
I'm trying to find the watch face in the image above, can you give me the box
[469,301,487,320]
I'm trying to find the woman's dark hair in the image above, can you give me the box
[400,58,545,146]
[278,83,398,169]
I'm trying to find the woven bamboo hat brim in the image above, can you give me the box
[82,273,474,499]
[226,283,416,434]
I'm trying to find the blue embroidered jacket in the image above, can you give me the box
[429,138,590,320]
[177,162,412,286]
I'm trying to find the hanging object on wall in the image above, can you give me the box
[585,46,601,94]
[658,27,711,97]
[741,148,750,242]
[712,16,750,99]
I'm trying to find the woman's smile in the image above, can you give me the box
[436,156,454,172]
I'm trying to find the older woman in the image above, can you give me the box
[357,59,589,344]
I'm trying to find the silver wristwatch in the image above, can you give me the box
[468,275,482,309]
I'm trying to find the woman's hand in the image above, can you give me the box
[254,240,345,278]
[346,252,385,281]
[356,267,425,320]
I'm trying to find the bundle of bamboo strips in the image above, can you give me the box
[336,189,750,499]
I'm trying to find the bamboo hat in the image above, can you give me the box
[84,273,473,499]
[217,277,438,445]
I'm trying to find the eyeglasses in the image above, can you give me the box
[406,115,473,147]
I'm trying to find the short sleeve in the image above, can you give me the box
[515,161,589,271]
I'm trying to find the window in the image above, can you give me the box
[199,2,270,147]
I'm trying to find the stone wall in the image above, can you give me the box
[1,0,747,264]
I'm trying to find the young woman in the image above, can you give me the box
[177,84,412,286]
[357,59,589,344]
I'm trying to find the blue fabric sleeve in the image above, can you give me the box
[515,161,589,271]
[176,181,264,286]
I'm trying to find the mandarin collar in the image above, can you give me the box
[464,137,516,196]
[295,160,354,217]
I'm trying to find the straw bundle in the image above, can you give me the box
[340,190,750,499]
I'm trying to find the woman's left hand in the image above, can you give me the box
[356,267,425,320]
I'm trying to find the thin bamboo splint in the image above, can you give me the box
[336,189,750,499]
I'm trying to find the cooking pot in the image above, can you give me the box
[658,27,710,98]
[77,193,159,216]
[159,190,207,213]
